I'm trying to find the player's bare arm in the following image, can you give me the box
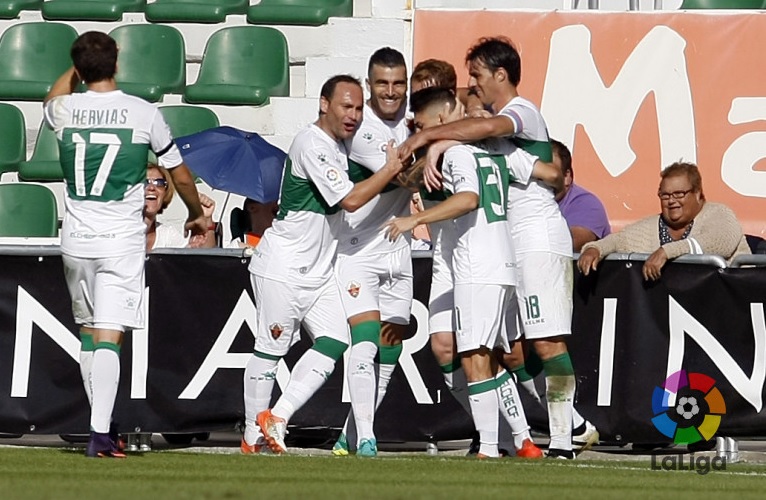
[168,163,207,237]
[44,67,80,103]
[340,140,404,212]
[531,160,564,195]
[383,191,478,241]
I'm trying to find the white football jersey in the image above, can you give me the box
[44,90,183,258]
[249,124,354,286]
[339,104,411,256]
[497,96,553,162]
[442,141,518,286]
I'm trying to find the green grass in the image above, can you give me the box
[1,448,765,499]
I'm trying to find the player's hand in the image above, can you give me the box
[466,107,492,119]
[383,216,419,242]
[577,247,601,276]
[199,193,216,218]
[642,247,668,281]
[398,134,427,165]
[384,139,405,173]
[423,141,455,192]
[184,215,208,238]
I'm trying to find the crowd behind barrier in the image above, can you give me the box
[1,246,765,444]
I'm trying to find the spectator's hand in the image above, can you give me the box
[184,215,208,238]
[643,247,669,281]
[199,193,216,219]
[578,247,601,276]
[383,216,418,242]
[188,233,208,248]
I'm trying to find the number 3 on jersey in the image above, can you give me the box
[61,128,148,201]
[474,153,511,223]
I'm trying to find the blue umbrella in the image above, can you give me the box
[176,126,286,203]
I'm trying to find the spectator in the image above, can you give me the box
[551,140,611,252]
[230,198,278,248]
[144,163,217,251]
[578,162,750,281]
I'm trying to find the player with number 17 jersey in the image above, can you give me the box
[45,90,183,258]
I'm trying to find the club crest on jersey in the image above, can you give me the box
[347,281,361,298]
[269,323,284,340]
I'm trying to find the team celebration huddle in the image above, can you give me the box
[52,31,597,459]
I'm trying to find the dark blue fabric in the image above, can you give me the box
[176,126,286,203]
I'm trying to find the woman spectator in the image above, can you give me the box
[578,162,750,281]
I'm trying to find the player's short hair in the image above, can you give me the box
[466,36,521,87]
[71,31,118,84]
[146,163,175,213]
[551,139,572,176]
[661,161,703,194]
[368,47,406,76]
[409,86,456,115]
[319,74,362,114]
[410,59,457,93]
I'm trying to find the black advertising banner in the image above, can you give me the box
[1,249,765,444]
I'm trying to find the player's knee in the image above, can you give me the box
[430,331,455,365]
[312,337,348,361]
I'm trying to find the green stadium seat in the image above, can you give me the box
[18,123,63,182]
[0,183,58,237]
[0,104,25,175]
[159,105,220,138]
[145,0,247,24]
[42,0,145,21]
[184,27,289,106]
[681,0,766,8]
[247,0,352,26]
[0,0,42,19]
[0,22,78,101]
[109,24,186,103]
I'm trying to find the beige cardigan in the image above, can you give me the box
[581,202,751,263]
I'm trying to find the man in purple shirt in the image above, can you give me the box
[552,139,611,252]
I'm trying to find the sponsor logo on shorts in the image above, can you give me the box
[347,281,361,298]
[269,323,284,340]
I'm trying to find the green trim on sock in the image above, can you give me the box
[467,377,497,395]
[80,332,95,352]
[525,350,544,377]
[254,350,281,361]
[439,359,462,374]
[511,363,533,382]
[379,344,402,365]
[312,337,348,361]
[542,352,574,376]
[495,369,512,385]
[350,321,381,345]
[94,341,120,355]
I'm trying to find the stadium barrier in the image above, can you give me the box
[0,246,764,445]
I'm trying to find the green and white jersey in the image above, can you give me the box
[506,148,573,257]
[44,90,182,258]
[249,124,354,286]
[442,140,518,286]
[497,96,553,162]
[339,104,411,256]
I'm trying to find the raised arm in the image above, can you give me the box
[45,67,80,104]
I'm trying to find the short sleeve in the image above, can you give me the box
[149,110,183,169]
[348,127,389,173]
[498,102,539,137]
[506,146,537,185]
[299,144,354,207]
[443,147,479,196]
[43,96,69,132]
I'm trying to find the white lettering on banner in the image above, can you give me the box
[597,298,618,407]
[11,287,79,398]
[130,287,150,399]
[178,290,256,399]
[722,98,766,197]
[541,25,696,176]
[666,297,766,412]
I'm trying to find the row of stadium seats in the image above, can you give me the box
[0,103,220,180]
[0,23,289,105]
[0,0,352,26]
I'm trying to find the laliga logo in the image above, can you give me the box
[651,370,726,444]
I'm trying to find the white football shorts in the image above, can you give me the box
[428,219,455,334]
[453,283,514,354]
[514,252,573,340]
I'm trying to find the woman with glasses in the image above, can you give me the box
[578,162,750,281]
[144,163,217,251]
